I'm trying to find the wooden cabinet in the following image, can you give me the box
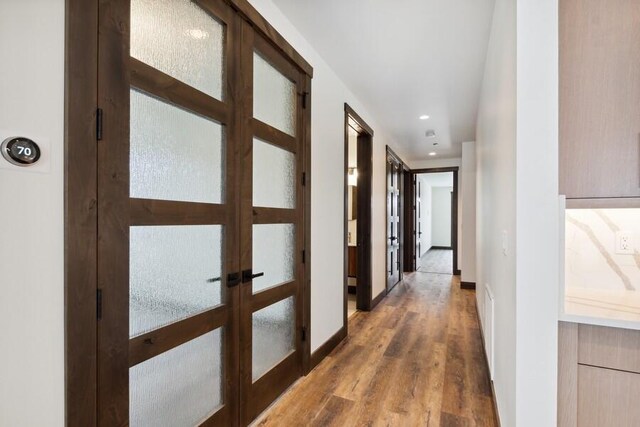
[559,322,640,427]
[560,0,640,201]
[577,365,640,427]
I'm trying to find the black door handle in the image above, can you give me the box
[227,272,241,288]
[389,236,397,241]
[242,269,265,283]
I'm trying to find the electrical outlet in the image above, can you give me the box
[615,231,634,255]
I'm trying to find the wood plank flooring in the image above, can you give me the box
[253,272,497,427]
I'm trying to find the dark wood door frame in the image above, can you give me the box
[343,104,374,333]
[408,167,460,276]
[64,1,312,425]
[403,169,415,271]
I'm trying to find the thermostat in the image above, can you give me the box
[1,137,41,166]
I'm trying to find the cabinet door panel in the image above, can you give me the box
[577,365,640,427]
[560,0,640,199]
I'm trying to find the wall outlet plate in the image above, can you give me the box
[615,231,635,255]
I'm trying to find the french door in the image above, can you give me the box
[386,157,401,290]
[96,0,309,425]
[238,22,307,426]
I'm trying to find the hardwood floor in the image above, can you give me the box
[253,272,497,427]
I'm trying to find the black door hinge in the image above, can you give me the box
[302,172,306,186]
[96,108,103,141]
[97,288,103,320]
[302,92,309,109]
[301,326,307,341]
[302,249,306,263]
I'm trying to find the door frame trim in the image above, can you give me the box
[64,0,313,424]
[64,0,99,425]
[409,167,460,276]
[343,103,374,335]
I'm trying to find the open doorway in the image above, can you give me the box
[410,168,459,276]
[344,104,373,321]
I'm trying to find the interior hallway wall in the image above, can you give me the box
[249,0,410,352]
[418,178,433,256]
[461,142,477,283]
[431,187,453,247]
[0,0,65,425]
[475,0,517,425]
[515,0,559,424]
[476,0,559,425]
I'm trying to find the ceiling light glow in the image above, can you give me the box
[429,152,437,156]
[419,115,430,120]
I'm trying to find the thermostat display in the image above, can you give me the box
[1,137,41,166]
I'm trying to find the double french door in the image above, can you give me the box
[96,0,310,425]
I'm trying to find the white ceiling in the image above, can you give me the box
[271,0,495,160]
[418,172,453,188]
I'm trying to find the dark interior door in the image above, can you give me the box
[98,1,240,425]
[386,158,401,290]
[238,24,307,425]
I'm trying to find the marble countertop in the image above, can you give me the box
[562,206,640,330]
[563,287,640,329]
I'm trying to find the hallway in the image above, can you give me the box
[254,273,497,426]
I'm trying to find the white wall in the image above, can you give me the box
[461,142,477,283]
[475,0,517,425]
[477,0,559,425]
[431,187,453,247]
[515,0,559,424]
[0,0,65,425]
[418,178,433,255]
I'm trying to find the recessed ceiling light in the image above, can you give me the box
[419,115,430,120]
[429,152,437,156]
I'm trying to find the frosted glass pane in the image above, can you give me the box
[131,90,224,204]
[130,225,223,337]
[252,297,295,381]
[253,139,295,209]
[253,53,296,136]
[131,0,224,99]
[130,329,223,427]
[252,224,295,293]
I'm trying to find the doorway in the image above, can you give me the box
[407,168,459,276]
[65,1,312,425]
[343,104,373,322]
